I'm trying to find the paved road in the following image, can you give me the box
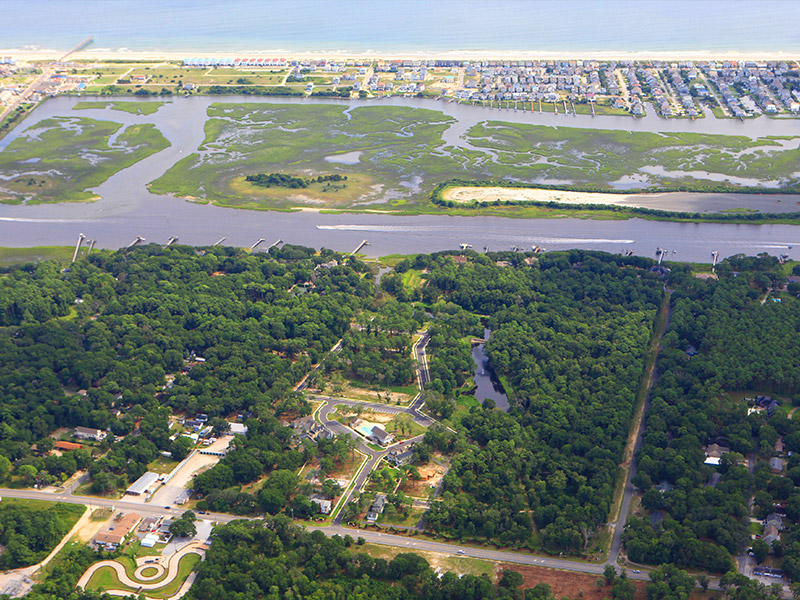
[316,397,427,525]
[0,487,739,593]
[313,395,435,427]
[412,331,432,389]
[0,488,621,580]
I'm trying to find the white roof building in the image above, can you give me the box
[125,472,160,496]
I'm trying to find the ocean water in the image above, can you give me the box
[5,0,800,55]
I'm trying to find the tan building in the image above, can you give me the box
[94,513,141,548]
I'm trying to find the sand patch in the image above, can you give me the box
[443,186,641,207]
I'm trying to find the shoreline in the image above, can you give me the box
[3,48,799,63]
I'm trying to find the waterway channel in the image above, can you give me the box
[1,95,800,263]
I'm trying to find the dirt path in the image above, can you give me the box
[607,289,672,565]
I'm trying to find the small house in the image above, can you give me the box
[369,426,394,447]
[386,445,416,466]
[94,512,141,549]
[366,494,387,523]
[310,495,332,514]
[74,426,107,442]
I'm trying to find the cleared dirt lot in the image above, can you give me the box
[496,564,648,600]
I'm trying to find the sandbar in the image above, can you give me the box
[441,185,800,214]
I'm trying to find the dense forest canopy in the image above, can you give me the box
[392,251,664,553]
[0,244,372,491]
[2,244,800,595]
[624,254,800,573]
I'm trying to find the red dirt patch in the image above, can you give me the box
[496,564,648,600]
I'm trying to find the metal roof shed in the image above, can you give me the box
[125,472,159,496]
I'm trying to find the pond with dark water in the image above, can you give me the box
[470,329,510,412]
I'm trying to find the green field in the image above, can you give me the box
[0,246,75,265]
[74,100,166,115]
[0,116,170,203]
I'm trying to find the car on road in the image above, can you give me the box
[632,570,640,574]
[457,549,465,554]
[165,505,171,509]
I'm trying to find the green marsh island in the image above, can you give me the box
[149,103,800,218]
[0,116,170,204]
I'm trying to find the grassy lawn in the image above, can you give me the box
[442,394,481,428]
[123,539,167,559]
[319,374,416,405]
[0,246,75,265]
[148,456,180,475]
[378,506,425,527]
[384,416,426,440]
[74,101,165,115]
[400,269,425,291]
[0,117,170,204]
[90,508,113,522]
[74,481,124,499]
[124,65,288,87]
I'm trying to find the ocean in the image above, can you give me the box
[5,0,800,55]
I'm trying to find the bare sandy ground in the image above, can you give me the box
[444,186,644,207]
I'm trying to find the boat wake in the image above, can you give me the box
[317,225,635,244]
[0,217,91,223]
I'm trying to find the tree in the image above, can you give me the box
[696,574,709,592]
[169,510,197,538]
[604,564,617,585]
[752,538,770,564]
[18,464,38,485]
[500,569,524,589]
[647,564,694,600]
[0,455,11,481]
[612,574,635,600]
[170,435,195,462]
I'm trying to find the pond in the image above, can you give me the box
[470,329,510,412]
